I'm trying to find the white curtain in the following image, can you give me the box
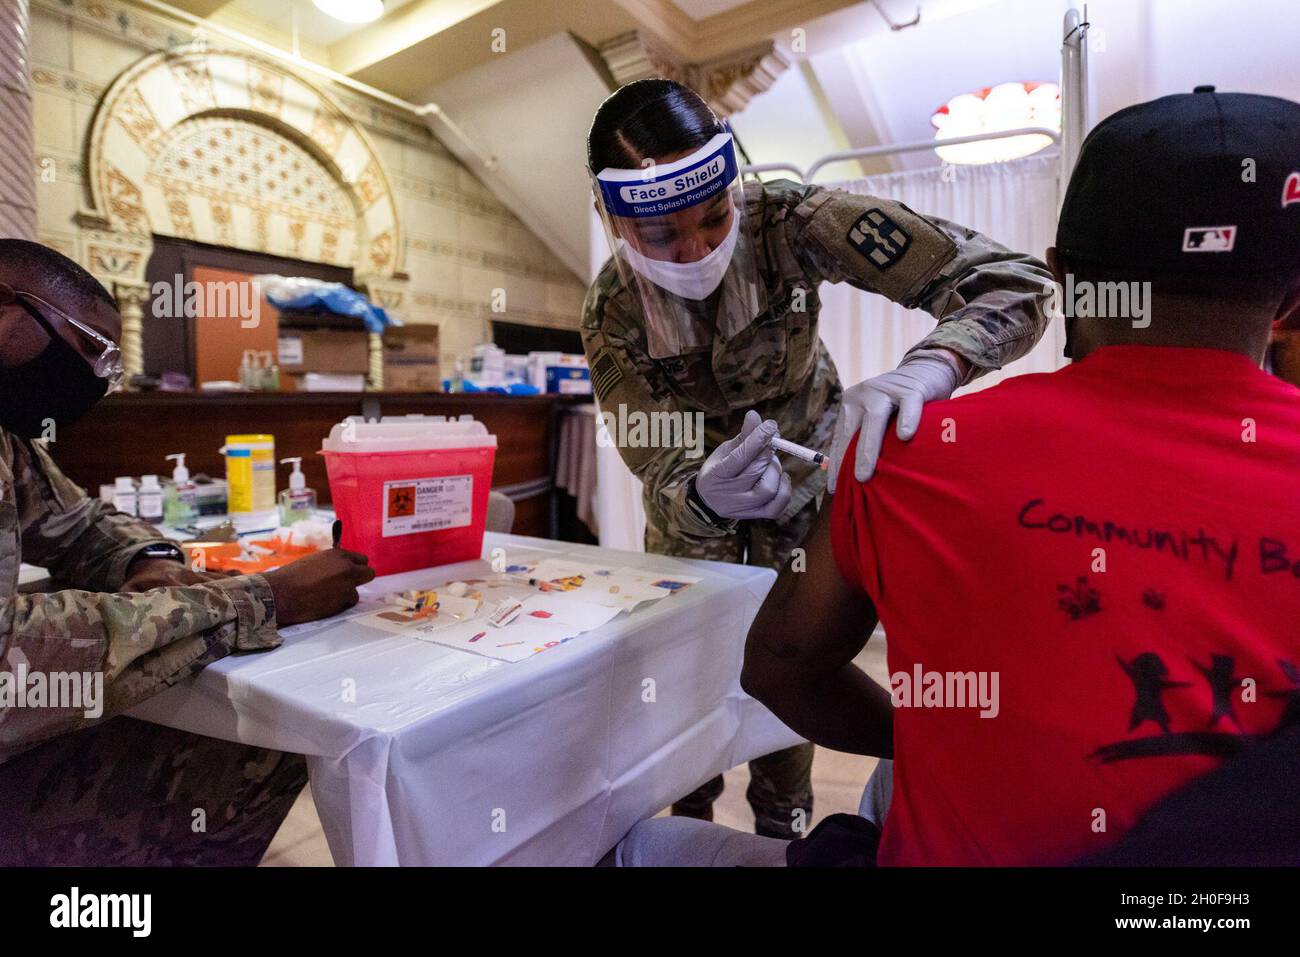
[592,153,1065,550]
[819,152,1067,395]
[592,411,647,551]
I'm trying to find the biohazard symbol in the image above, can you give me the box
[388,484,416,518]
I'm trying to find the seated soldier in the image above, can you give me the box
[0,240,375,865]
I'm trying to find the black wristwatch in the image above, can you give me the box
[129,543,186,567]
[686,477,736,531]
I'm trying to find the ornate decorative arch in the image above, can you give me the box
[79,45,406,378]
[84,46,403,276]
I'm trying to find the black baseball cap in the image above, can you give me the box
[1056,87,1300,276]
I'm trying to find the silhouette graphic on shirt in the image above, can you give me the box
[1193,654,1244,731]
[1119,652,1190,734]
[1266,660,1300,729]
[1057,576,1102,621]
[1090,653,1296,764]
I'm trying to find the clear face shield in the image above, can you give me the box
[593,132,767,356]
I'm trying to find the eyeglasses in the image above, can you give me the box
[0,282,125,391]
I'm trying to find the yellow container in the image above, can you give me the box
[222,434,276,514]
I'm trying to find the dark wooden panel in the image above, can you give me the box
[53,392,563,537]
[144,236,353,381]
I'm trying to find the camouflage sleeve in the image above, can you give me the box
[901,214,1055,381]
[787,185,1053,382]
[581,273,732,544]
[16,438,174,590]
[0,574,279,762]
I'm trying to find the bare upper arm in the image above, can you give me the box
[741,497,879,692]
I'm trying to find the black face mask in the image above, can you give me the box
[0,300,108,438]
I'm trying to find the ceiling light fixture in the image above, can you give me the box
[312,0,385,24]
[931,82,1060,165]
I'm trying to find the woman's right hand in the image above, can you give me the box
[694,410,791,521]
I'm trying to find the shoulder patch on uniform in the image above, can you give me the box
[590,350,623,403]
[846,208,912,270]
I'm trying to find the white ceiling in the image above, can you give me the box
[421,31,614,280]
[733,0,1300,176]
[222,0,422,46]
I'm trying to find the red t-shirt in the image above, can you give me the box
[831,346,1300,865]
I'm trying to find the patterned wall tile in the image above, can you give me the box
[247,62,285,117]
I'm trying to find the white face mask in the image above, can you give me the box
[617,210,740,301]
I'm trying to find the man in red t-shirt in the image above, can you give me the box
[610,88,1300,868]
[736,88,1300,866]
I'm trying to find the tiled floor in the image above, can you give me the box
[261,637,889,866]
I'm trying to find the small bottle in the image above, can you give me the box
[257,351,272,391]
[278,457,316,525]
[164,453,199,525]
[239,350,257,391]
[138,474,164,523]
[263,351,279,392]
[113,476,138,516]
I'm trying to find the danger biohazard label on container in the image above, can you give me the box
[381,475,473,537]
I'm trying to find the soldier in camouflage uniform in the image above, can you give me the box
[0,240,372,865]
[583,80,1052,838]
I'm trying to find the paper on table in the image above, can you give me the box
[526,558,700,611]
[347,553,700,662]
[584,568,700,610]
[525,558,599,590]
[517,592,622,630]
[363,593,481,636]
[407,614,582,662]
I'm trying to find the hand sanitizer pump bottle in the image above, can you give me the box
[278,457,317,525]
[164,453,199,525]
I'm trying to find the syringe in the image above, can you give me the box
[770,436,829,470]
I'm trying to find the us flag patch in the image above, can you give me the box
[590,350,622,402]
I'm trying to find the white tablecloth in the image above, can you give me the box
[129,533,802,865]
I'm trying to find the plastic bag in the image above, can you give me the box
[256,275,397,334]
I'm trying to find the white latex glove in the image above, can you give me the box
[695,410,792,521]
[826,353,962,493]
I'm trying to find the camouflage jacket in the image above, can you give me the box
[0,431,278,763]
[581,178,1053,545]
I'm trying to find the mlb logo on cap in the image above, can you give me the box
[1182,226,1237,253]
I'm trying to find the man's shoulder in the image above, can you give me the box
[905,367,1064,442]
